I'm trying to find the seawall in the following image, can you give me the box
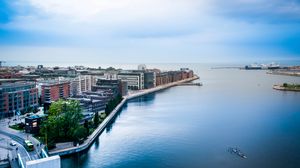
[48,75,199,156]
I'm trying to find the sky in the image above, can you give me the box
[0,0,300,64]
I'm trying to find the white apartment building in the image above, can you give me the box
[117,71,144,90]
[70,75,92,96]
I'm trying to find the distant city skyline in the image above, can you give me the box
[0,0,300,63]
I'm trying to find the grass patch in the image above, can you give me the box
[9,123,24,131]
[282,83,300,89]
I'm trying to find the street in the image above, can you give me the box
[0,117,43,168]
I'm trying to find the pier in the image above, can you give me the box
[176,82,202,86]
[48,75,199,156]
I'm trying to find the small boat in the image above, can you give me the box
[228,147,247,159]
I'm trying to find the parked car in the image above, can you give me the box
[10,141,16,146]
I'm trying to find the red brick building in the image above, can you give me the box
[41,81,70,104]
[156,69,194,86]
[0,82,38,117]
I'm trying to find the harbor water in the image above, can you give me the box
[62,64,300,168]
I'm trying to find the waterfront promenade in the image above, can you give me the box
[48,75,199,156]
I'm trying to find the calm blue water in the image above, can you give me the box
[62,64,300,168]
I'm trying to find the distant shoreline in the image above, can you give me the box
[267,71,300,77]
[273,85,300,92]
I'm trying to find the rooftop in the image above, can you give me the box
[0,81,36,89]
[68,97,103,103]
[26,114,47,119]
[40,80,70,86]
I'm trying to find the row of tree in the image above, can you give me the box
[105,94,123,115]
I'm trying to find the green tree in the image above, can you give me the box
[106,67,115,71]
[84,120,89,136]
[72,126,87,143]
[40,99,83,146]
[94,112,100,127]
[105,94,123,115]
[283,83,288,87]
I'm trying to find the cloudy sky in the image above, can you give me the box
[0,0,300,64]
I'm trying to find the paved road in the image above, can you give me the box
[0,130,41,161]
[0,134,30,168]
[0,118,43,167]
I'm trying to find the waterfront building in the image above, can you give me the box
[121,81,128,96]
[180,68,194,79]
[92,79,127,97]
[156,72,170,86]
[67,97,106,114]
[187,70,194,78]
[156,69,194,86]
[81,91,112,103]
[0,82,39,117]
[41,81,70,104]
[73,91,112,112]
[144,71,156,89]
[117,71,144,90]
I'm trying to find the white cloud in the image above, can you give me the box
[2,0,212,38]
[1,0,299,63]
[213,0,300,23]
[26,0,209,23]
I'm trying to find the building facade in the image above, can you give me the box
[68,97,106,114]
[41,81,70,104]
[144,71,156,89]
[117,71,144,90]
[156,69,194,86]
[0,82,39,117]
[25,114,46,135]
[70,75,92,96]
[92,79,128,97]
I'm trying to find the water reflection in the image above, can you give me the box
[128,93,156,104]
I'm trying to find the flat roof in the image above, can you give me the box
[26,114,47,119]
[0,79,24,82]
[68,97,103,103]
[0,82,35,89]
[40,80,70,86]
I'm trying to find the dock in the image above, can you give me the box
[176,82,202,86]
